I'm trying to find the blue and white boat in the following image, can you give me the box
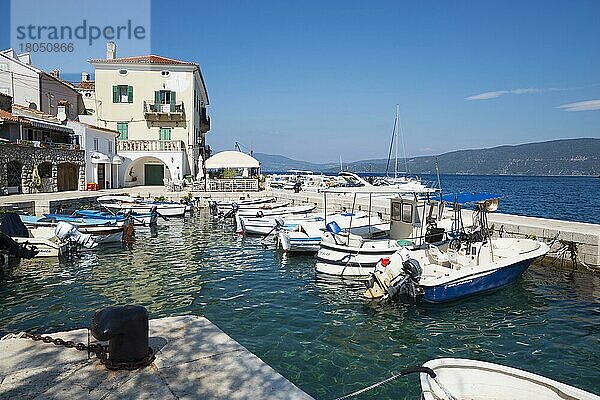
[363,193,550,302]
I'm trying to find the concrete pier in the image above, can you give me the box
[0,315,312,400]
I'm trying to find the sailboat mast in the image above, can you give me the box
[394,104,399,179]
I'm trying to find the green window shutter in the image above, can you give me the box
[170,91,176,112]
[112,86,119,103]
[117,122,128,140]
[127,86,133,103]
[154,91,160,107]
[159,128,171,141]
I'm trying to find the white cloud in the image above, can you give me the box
[465,87,560,101]
[556,100,600,112]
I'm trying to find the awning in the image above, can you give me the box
[91,152,110,164]
[28,119,74,134]
[205,150,259,169]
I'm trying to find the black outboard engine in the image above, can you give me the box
[91,305,154,369]
[0,232,39,260]
[208,201,218,216]
[386,253,422,300]
[0,213,39,264]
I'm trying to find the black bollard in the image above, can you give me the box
[91,305,151,367]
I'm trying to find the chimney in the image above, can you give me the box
[52,69,60,78]
[81,72,91,82]
[106,41,116,60]
[57,105,67,123]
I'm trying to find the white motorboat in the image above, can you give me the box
[315,188,448,278]
[420,358,600,400]
[12,236,67,258]
[214,197,276,208]
[234,204,317,224]
[277,213,386,253]
[236,213,325,235]
[98,195,187,217]
[363,193,550,302]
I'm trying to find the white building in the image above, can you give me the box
[67,120,120,189]
[87,42,210,187]
[0,49,81,120]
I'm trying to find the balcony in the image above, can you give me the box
[143,101,185,121]
[200,115,211,133]
[117,140,184,152]
[14,139,80,150]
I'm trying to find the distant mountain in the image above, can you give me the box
[255,138,600,176]
[252,153,336,173]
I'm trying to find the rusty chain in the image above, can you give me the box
[22,331,155,371]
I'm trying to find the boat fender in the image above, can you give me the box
[256,211,264,218]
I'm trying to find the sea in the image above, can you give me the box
[0,174,598,399]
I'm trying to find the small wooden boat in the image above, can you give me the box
[420,358,600,400]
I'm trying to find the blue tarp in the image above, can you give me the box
[441,192,503,205]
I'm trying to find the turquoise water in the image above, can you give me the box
[1,213,599,399]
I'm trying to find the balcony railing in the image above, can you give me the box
[143,101,185,120]
[117,139,184,152]
[13,139,80,150]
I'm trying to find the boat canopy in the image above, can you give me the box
[441,192,502,205]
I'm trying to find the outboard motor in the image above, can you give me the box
[91,305,154,369]
[208,201,218,216]
[0,232,38,259]
[55,222,97,249]
[149,206,159,226]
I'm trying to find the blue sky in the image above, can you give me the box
[1,0,599,163]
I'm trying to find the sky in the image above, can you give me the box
[1,0,599,163]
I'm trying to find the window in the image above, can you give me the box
[112,85,133,103]
[161,71,170,77]
[118,69,128,75]
[107,140,113,153]
[159,127,171,141]
[391,202,402,221]
[84,92,92,97]
[402,203,413,224]
[154,90,176,112]
[0,63,9,72]
[116,122,128,140]
[93,138,99,151]
[47,93,54,108]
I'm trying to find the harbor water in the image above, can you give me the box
[1,210,599,399]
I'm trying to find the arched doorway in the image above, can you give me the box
[57,163,79,191]
[6,161,22,194]
[124,156,172,186]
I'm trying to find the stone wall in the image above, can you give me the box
[0,143,85,195]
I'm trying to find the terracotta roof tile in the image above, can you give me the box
[88,54,197,66]
[0,109,29,124]
[12,104,60,122]
[75,81,95,90]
